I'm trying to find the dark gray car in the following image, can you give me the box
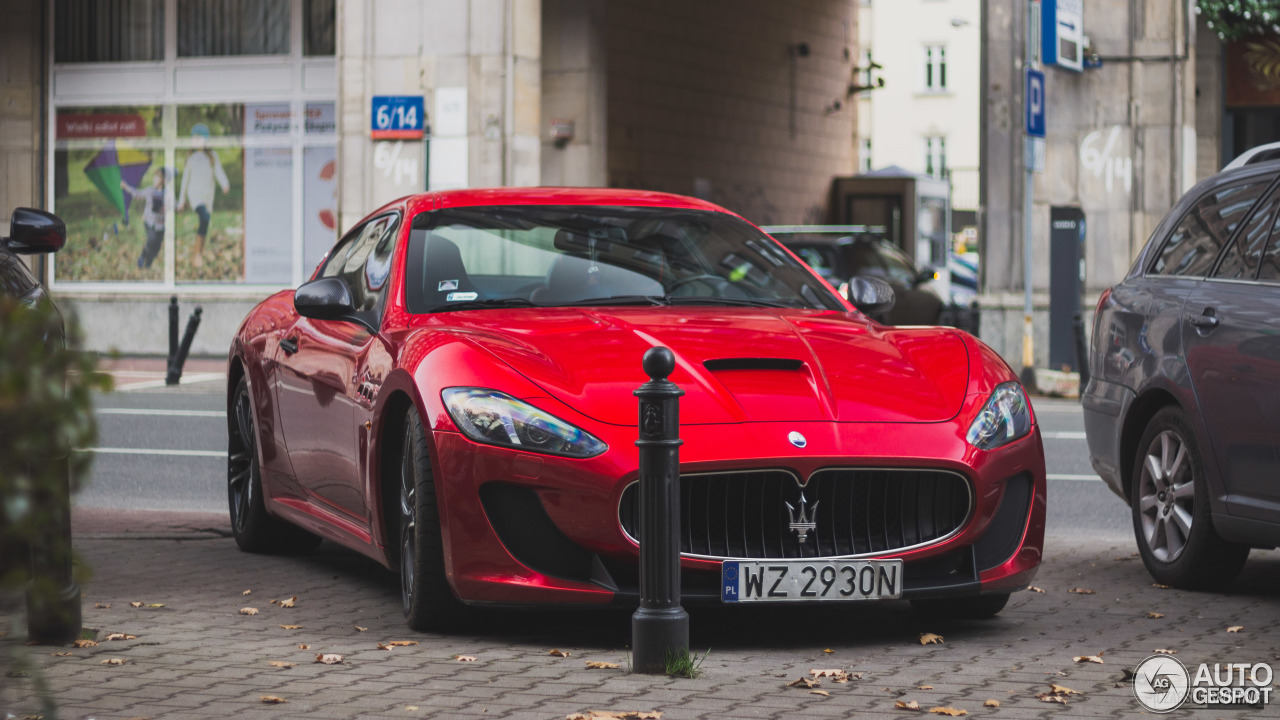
[1083,153,1280,590]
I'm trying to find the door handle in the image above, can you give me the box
[1187,310,1219,329]
[280,337,299,354]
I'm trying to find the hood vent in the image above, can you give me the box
[703,358,804,372]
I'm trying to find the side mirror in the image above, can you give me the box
[5,208,66,254]
[846,276,896,316]
[916,265,941,287]
[294,277,376,331]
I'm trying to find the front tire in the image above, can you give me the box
[1130,406,1248,589]
[399,406,466,631]
[228,376,321,554]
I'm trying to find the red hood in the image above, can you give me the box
[435,308,969,426]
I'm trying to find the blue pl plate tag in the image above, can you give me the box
[721,561,740,602]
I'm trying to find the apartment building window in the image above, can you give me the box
[55,0,165,62]
[860,138,873,172]
[923,45,947,92]
[924,136,947,177]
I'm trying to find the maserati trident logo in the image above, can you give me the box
[786,492,819,543]
[787,431,807,448]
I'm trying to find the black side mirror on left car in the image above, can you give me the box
[847,276,896,316]
[294,276,377,332]
[5,208,66,254]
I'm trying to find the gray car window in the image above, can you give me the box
[1150,180,1269,277]
[0,252,39,299]
[1216,190,1280,280]
[1256,212,1280,283]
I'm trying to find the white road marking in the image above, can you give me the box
[97,408,225,418]
[1048,473,1103,482]
[1042,431,1087,440]
[113,373,225,391]
[77,447,223,458]
[1031,404,1082,413]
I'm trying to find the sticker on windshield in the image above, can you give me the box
[438,279,459,291]
[447,292,478,302]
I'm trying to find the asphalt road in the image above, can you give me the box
[78,376,1130,542]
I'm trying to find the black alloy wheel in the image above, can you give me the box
[399,406,466,631]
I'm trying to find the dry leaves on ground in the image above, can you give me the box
[1068,588,1096,595]
[786,677,819,689]
[1027,586,1045,593]
[314,653,343,665]
[454,655,477,662]
[1036,682,1081,704]
[1227,626,1244,633]
[823,648,834,653]
[1154,648,1177,655]
[566,712,662,720]
[280,625,302,630]
[928,708,967,717]
[548,649,571,657]
[1146,612,1164,619]
[918,684,934,690]
[104,633,137,641]
[51,651,74,657]
[1073,653,1104,664]
[983,700,1000,708]
[387,641,418,647]
[377,643,394,651]
[354,625,368,632]
[278,596,297,608]
[100,658,127,666]
[1152,583,1171,589]
[809,669,859,683]
[260,696,286,704]
[918,633,944,645]
[894,699,921,711]
[298,643,311,650]
[146,604,164,608]
[242,589,251,595]
[586,661,621,669]
[129,602,143,608]
[810,690,830,697]
[94,603,110,609]
[268,661,295,669]
[239,607,259,616]
[72,639,98,648]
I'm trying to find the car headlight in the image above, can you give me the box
[442,387,607,458]
[965,382,1032,450]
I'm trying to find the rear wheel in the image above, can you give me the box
[228,376,321,554]
[1130,407,1248,589]
[399,406,466,631]
[910,592,1010,620]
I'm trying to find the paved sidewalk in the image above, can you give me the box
[3,510,1278,720]
[93,355,226,394]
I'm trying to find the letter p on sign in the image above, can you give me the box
[1026,69,1046,138]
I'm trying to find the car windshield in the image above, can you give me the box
[404,205,844,313]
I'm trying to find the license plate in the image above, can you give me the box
[721,559,904,603]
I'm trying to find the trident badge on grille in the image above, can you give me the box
[785,492,819,543]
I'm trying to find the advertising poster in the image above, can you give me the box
[53,106,166,283]
[175,104,245,282]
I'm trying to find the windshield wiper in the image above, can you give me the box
[427,297,540,313]
[553,295,671,307]
[663,296,797,309]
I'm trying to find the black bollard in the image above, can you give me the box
[1072,312,1090,396]
[631,346,689,674]
[25,456,81,644]
[166,306,202,385]
[165,296,179,384]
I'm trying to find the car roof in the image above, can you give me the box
[380,187,734,218]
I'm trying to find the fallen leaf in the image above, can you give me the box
[895,699,921,711]
[146,604,164,608]
[928,708,967,717]
[279,625,302,630]
[1073,653,1104,664]
[377,643,393,651]
[1027,586,1045,593]
[94,603,111,609]
[387,640,418,647]
[787,677,819,688]
[1227,626,1244,633]
[268,661,295,669]
[548,648,571,657]
[104,633,137,641]
[260,696,287,704]
[1036,695,1068,704]
[565,713,662,720]
[315,653,343,665]
[918,684,934,690]
[100,658,127,665]
[811,669,847,678]
[823,648,834,653]
[983,700,1000,708]
[586,661,621,669]
[72,639,98,648]
[1068,588,1096,595]
[279,596,297,608]
[298,643,311,650]
[129,602,143,608]
[239,607,259,616]
[1146,612,1164,619]
[52,651,74,657]
[454,655,477,662]
[406,707,418,711]
[1047,683,1080,696]
[1154,648,1177,655]
[354,625,368,632]
[810,690,831,697]
[1152,583,1171,589]
[918,633,944,645]
[242,590,251,595]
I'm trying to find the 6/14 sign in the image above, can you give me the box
[371,96,425,140]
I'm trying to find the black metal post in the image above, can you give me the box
[1072,312,1090,395]
[25,456,81,644]
[165,295,179,384]
[631,346,689,674]
[167,306,202,386]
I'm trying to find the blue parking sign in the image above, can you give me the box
[1026,69,1046,138]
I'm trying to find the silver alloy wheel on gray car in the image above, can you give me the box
[1136,429,1196,563]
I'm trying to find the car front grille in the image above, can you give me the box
[618,468,972,560]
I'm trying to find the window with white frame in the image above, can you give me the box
[922,44,947,92]
[49,0,337,291]
[923,136,947,178]
[859,138,873,172]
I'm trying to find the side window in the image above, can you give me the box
[1216,189,1280,280]
[320,223,365,279]
[361,216,400,314]
[1149,181,1270,277]
[876,241,919,286]
[338,215,398,314]
[794,246,837,280]
[1257,213,1280,282]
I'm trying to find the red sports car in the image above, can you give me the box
[227,188,1045,631]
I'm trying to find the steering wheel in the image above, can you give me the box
[666,274,735,296]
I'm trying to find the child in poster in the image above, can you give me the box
[177,124,230,268]
[120,168,169,269]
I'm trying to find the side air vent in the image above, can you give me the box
[703,358,804,372]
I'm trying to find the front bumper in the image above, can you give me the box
[429,418,1045,607]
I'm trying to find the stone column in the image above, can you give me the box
[540,0,607,186]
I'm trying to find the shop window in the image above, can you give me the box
[177,0,290,57]
[304,0,337,56]
[55,0,165,63]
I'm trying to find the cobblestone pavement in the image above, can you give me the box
[3,509,1278,720]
